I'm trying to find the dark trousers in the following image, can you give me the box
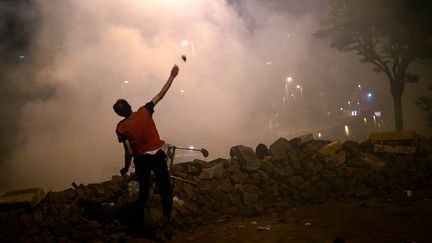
[133,150,173,218]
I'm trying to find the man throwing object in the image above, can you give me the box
[113,64,179,238]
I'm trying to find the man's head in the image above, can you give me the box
[113,99,132,117]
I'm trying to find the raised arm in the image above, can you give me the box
[151,65,179,105]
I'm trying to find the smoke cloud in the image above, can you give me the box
[1,0,430,192]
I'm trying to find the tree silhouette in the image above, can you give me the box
[316,0,432,131]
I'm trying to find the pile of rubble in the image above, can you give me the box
[170,131,432,228]
[0,131,431,241]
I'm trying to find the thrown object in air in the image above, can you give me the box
[181,55,187,62]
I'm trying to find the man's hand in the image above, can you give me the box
[152,64,180,105]
[170,65,179,78]
[120,167,129,177]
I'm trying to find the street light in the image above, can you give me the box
[181,40,195,59]
[122,80,129,92]
[296,84,303,97]
[296,85,305,120]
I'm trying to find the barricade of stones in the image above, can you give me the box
[1,133,431,241]
[169,134,432,228]
[0,176,132,242]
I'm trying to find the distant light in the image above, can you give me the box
[344,125,350,136]
[180,89,185,93]
[296,85,301,89]
[318,132,322,138]
[351,110,358,116]
[265,61,273,65]
[365,92,374,103]
[124,80,129,84]
[340,107,343,111]
[358,84,361,88]
[181,40,189,46]
[287,77,293,82]
[357,102,360,105]
[347,101,351,105]
[18,55,26,59]
[374,111,382,118]
[363,117,367,124]
[188,145,194,149]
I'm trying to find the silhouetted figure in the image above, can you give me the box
[113,64,179,240]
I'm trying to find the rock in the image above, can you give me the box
[242,192,258,205]
[230,172,248,184]
[200,162,226,180]
[369,131,416,142]
[217,179,234,192]
[325,151,346,168]
[319,140,342,156]
[287,151,302,170]
[230,145,261,171]
[373,144,416,154]
[359,153,386,171]
[256,143,270,159]
[269,137,291,156]
[289,134,314,148]
[259,158,274,174]
[0,188,46,210]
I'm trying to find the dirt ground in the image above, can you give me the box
[167,189,432,243]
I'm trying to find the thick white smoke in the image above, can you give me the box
[2,0,430,192]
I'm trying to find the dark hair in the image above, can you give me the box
[113,99,132,117]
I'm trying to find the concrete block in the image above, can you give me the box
[230,145,260,171]
[326,151,346,168]
[319,141,342,156]
[0,188,45,210]
[289,133,313,147]
[374,144,416,154]
[369,131,416,142]
[269,137,291,156]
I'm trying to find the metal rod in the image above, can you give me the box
[170,175,197,185]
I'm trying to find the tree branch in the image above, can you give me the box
[356,36,394,81]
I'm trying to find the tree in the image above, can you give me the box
[316,0,432,131]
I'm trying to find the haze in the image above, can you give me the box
[0,0,430,192]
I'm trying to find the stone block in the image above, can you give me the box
[289,133,313,147]
[369,130,416,142]
[256,143,270,159]
[319,140,342,156]
[0,188,45,210]
[343,140,360,155]
[374,144,416,154]
[269,137,291,156]
[200,162,226,180]
[326,151,346,168]
[242,192,258,205]
[217,179,234,192]
[359,153,386,171]
[230,145,261,171]
[230,172,248,184]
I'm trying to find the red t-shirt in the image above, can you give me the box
[116,102,164,157]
